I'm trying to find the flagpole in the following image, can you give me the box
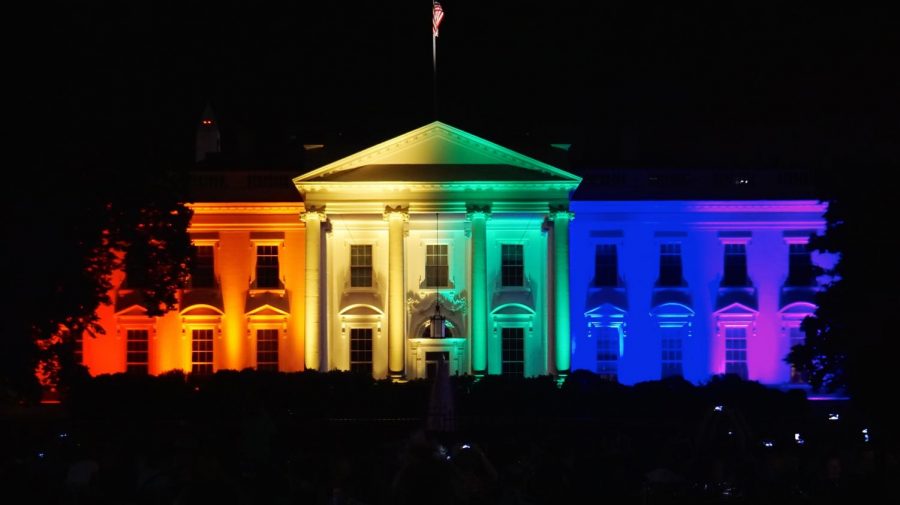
[431,1,443,120]
[432,29,438,119]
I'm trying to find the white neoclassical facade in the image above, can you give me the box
[86,119,831,386]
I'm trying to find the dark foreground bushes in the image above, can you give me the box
[3,370,895,504]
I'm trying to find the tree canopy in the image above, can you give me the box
[3,167,192,404]
[788,168,899,444]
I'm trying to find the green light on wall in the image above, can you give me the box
[469,209,489,374]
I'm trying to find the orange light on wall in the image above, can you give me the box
[81,201,306,377]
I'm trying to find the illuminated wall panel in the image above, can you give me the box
[283,229,306,372]
[569,200,831,385]
[88,203,306,376]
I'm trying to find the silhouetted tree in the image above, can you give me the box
[786,197,847,393]
[788,167,899,444]
[3,167,191,403]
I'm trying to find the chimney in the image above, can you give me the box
[195,102,221,162]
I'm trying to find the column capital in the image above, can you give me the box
[301,205,327,222]
[548,205,574,221]
[383,205,410,221]
[465,204,492,220]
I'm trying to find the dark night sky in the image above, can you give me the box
[28,1,899,172]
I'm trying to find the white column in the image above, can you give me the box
[385,206,409,378]
[550,207,574,375]
[301,208,326,370]
[467,205,490,375]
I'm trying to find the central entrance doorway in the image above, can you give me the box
[407,338,466,379]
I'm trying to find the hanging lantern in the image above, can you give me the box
[428,210,447,338]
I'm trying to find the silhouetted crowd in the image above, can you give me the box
[2,371,898,504]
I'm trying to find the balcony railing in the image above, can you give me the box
[250,277,285,291]
[576,167,818,198]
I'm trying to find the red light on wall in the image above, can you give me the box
[201,119,213,126]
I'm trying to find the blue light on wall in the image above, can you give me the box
[568,200,834,385]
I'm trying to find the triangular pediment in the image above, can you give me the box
[714,302,758,315]
[115,289,148,315]
[115,304,149,317]
[585,303,628,318]
[294,121,581,185]
[247,305,289,317]
[245,292,290,316]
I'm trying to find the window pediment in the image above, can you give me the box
[245,292,290,315]
[780,301,817,316]
[714,302,758,316]
[181,289,224,313]
[651,288,692,308]
[585,288,629,313]
[339,304,384,316]
[491,303,536,316]
[115,303,149,317]
[247,306,290,317]
[650,303,695,319]
[180,304,226,317]
[585,303,627,319]
[340,292,383,315]
[115,289,149,315]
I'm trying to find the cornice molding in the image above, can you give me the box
[188,202,304,214]
[571,200,827,214]
[296,181,579,193]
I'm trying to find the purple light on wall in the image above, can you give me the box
[569,200,829,385]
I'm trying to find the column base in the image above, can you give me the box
[389,371,405,382]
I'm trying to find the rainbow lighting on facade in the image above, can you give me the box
[83,121,834,385]
[569,200,834,384]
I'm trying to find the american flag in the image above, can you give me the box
[432,1,444,37]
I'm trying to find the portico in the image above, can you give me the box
[293,121,581,378]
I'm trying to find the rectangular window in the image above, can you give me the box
[594,244,618,287]
[596,326,620,381]
[660,326,684,378]
[787,243,814,286]
[350,245,373,288]
[349,328,373,375]
[501,244,524,287]
[425,244,449,288]
[256,329,279,372]
[789,326,807,384]
[255,245,280,289]
[658,243,684,287]
[191,329,214,375]
[126,329,149,374]
[722,243,749,286]
[724,327,748,379]
[501,327,525,376]
[190,245,215,288]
